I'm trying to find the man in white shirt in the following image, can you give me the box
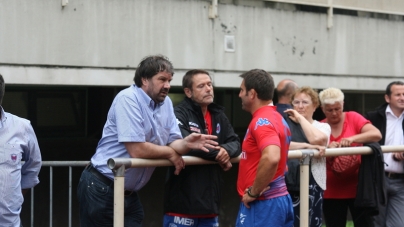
[366,81,404,227]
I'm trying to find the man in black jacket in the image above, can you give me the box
[365,81,404,227]
[163,69,241,227]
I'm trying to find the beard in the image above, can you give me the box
[154,87,169,103]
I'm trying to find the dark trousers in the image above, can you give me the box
[77,166,144,227]
[323,198,373,227]
[373,176,404,227]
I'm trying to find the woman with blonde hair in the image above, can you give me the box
[284,86,330,227]
[319,87,381,227]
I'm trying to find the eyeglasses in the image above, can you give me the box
[292,100,312,107]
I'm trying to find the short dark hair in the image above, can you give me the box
[385,81,404,96]
[0,74,4,105]
[182,69,211,90]
[239,69,274,101]
[133,55,174,87]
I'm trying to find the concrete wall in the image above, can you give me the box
[0,0,403,90]
[2,1,401,226]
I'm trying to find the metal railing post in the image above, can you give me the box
[113,165,126,227]
[68,166,72,227]
[49,166,53,227]
[30,188,34,227]
[299,150,313,227]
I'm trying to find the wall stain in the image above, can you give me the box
[276,36,319,58]
[221,23,228,33]
[220,23,237,34]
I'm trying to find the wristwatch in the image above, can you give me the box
[247,187,260,198]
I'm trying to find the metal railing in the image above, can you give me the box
[108,145,404,227]
[29,161,88,227]
[24,145,404,227]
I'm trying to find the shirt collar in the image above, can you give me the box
[133,85,164,109]
[385,104,404,118]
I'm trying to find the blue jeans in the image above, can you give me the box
[77,166,144,227]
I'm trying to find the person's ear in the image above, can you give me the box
[384,94,390,104]
[141,77,148,86]
[184,88,192,98]
[249,89,257,99]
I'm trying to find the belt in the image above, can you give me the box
[385,171,404,179]
[86,164,135,196]
[87,164,113,185]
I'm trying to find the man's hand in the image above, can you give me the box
[393,152,404,161]
[216,147,230,163]
[219,162,232,171]
[167,149,185,175]
[241,186,270,208]
[216,147,232,171]
[241,192,256,209]
[184,133,220,152]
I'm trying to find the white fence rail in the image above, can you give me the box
[108,145,404,227]
[27,145,404,227]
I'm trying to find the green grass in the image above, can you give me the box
[322,221,353,227]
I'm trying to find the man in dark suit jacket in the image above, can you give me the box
[365,81,404,227]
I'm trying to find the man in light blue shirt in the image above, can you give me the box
[77,55,219,227]
[0,74,42,227]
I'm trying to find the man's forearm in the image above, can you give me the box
[251,162,277,195]
[125,142,176,159]
[168,139,190,155]
[250,147,279,195]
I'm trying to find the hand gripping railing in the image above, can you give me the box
[108,145,404,227]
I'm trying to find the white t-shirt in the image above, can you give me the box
[311,120,331,190]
